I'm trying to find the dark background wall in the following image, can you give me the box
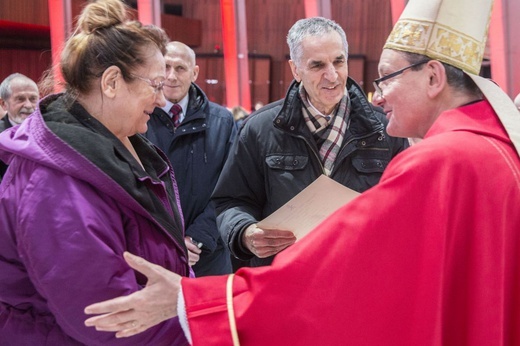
[0,0,394,108]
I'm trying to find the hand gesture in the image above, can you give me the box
[84,252,181,338]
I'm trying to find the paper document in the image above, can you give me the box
[257,175,360,240]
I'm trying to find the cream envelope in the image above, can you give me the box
[257,175,360,240]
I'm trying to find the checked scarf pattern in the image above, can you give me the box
[299,84,351,176]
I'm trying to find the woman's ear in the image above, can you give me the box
[101,66,121,98]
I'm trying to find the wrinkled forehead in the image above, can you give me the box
[377,49,408,72]
[299,32,346,62]
[165,45,194,66]
[165,52,192,65]
[9,79,39,95]
[301,31,344,49]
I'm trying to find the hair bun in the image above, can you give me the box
[77,0,129,35]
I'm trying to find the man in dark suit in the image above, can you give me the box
[145,42,237,276]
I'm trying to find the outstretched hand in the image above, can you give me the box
[84,252,182,338]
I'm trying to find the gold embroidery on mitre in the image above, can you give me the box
[427,24,484,75]
[384,19,485,75]
[385,20,432,53]
[384,19,485,74]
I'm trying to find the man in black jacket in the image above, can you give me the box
[212,17,409,268]
[146,41,237,276]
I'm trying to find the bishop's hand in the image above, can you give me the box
[84,252,181,338]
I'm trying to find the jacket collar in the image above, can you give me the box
[185,83,208,120]
[36,94,188,261]
[426,100,512,145]
[275,78,384,135]
[0,115,12,130]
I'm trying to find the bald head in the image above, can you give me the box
[166,41,196,67]
[163,41,199,103]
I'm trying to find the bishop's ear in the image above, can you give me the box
[426,60,448,98]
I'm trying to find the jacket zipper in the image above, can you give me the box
[293,127,385,175]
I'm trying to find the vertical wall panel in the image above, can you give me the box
[246,0,304,101]
[0,49,52,86]
[249,56,271,109]
[0,0,49,25]
[196,54,226,105]
[331,0,393,93]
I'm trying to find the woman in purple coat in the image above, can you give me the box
[0,0,190,344]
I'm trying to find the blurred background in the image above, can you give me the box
[1,0,518,110]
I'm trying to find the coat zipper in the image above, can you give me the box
[292,127,385,176]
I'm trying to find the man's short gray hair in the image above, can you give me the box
[0,73,38,100]
[287,17,349,67]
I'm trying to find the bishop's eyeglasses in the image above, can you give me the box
[373,60,429,97]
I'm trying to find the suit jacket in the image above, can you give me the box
[146,83,237,276]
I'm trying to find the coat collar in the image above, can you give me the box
[426,100,511,146]
[274,78,384,136]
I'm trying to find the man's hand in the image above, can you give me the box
[185,236,202,266]
[242,224,296,258]
[84,252,181,338]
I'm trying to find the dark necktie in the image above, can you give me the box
[170,103,182,128]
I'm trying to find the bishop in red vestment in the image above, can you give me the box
[181,100,520,345]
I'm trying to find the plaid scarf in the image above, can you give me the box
[299,84,351,176]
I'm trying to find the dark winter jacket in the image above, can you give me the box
[146,83,237,276]
[212,78,409,267]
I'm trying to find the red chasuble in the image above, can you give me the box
[182,100,520,345]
